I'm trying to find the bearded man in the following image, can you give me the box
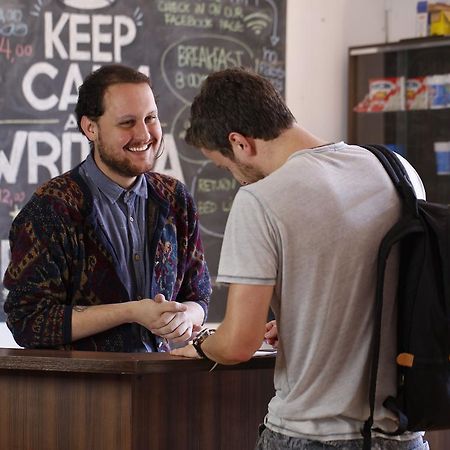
[3,64,211,352]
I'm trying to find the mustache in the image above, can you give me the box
[126,135,164,159]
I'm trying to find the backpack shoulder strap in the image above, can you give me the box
[358,144,418,449]
[361,144,418,216]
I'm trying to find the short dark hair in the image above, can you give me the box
[75,64,152,135]
[185,67,295,159]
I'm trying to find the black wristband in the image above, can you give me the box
[192,340,209,359]
[192,328,216,360]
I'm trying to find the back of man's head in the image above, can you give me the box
[185,67,295,159]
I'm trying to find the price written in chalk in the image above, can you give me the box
[0,37,32,63]
[0,188,26,207]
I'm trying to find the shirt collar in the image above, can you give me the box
[83,153,147,203]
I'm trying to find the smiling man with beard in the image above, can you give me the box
[3,64,211,352]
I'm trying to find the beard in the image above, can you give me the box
[96,133,163,178]
[235,159,265,184]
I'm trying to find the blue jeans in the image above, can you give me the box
[255,427,429,450]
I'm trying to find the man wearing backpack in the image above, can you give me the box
[172,68,428,449]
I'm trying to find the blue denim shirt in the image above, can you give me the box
[80,154,150,303]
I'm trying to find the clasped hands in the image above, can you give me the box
[133,293,201,343]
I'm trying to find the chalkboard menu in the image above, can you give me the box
[0,0,286,323]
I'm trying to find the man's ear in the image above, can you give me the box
[80,116,97,141]
[228,132,256,157]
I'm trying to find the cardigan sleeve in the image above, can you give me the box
[3,195,73,348]
[174,183,212,320]
[181,191,211,320]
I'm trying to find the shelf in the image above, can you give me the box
[354,108,450,115]
[349,37,450,56]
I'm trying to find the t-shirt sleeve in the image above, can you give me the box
[217,189,278,285]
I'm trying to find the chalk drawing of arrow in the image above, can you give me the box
[254,0,280,46]
[264,0,279,46]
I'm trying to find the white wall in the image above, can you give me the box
[286,0,417,141]
[0,0,420,348]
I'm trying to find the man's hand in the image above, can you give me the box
[264,320,278,348]
[171,343,199,358]
[132,294,187,335]
[149,294,198,343]
[135,294,202,343]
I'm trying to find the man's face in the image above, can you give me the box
[201,148,264,186]
[90,82,163,188]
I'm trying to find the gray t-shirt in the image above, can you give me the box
[217,142,425,441]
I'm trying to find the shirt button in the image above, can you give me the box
[130,216,134,222]
[134,253,140,261]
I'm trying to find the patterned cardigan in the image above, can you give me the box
[3,165,211,352]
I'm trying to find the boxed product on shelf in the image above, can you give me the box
[427,74,450,108]
[367,77,405,112]
[353,93,371,113]
[416,1,429,38]
[429,2,450,36]
[352,73,450,113]
[406,76,428,110]
[434,141,450,175]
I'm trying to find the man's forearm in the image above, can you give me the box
[199,322,261,365]
[71,302,134,342]
[71,299,188,343]
[193,284,274,364]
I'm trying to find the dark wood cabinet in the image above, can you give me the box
[348,37,450,203]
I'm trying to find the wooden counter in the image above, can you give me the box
[0,348,275,450]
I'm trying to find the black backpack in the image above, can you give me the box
[360,144,450,450]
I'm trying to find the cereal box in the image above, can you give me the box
[406,77,428,110]
[367,77,405,112]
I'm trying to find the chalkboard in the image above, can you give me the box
[0,0,287,323]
